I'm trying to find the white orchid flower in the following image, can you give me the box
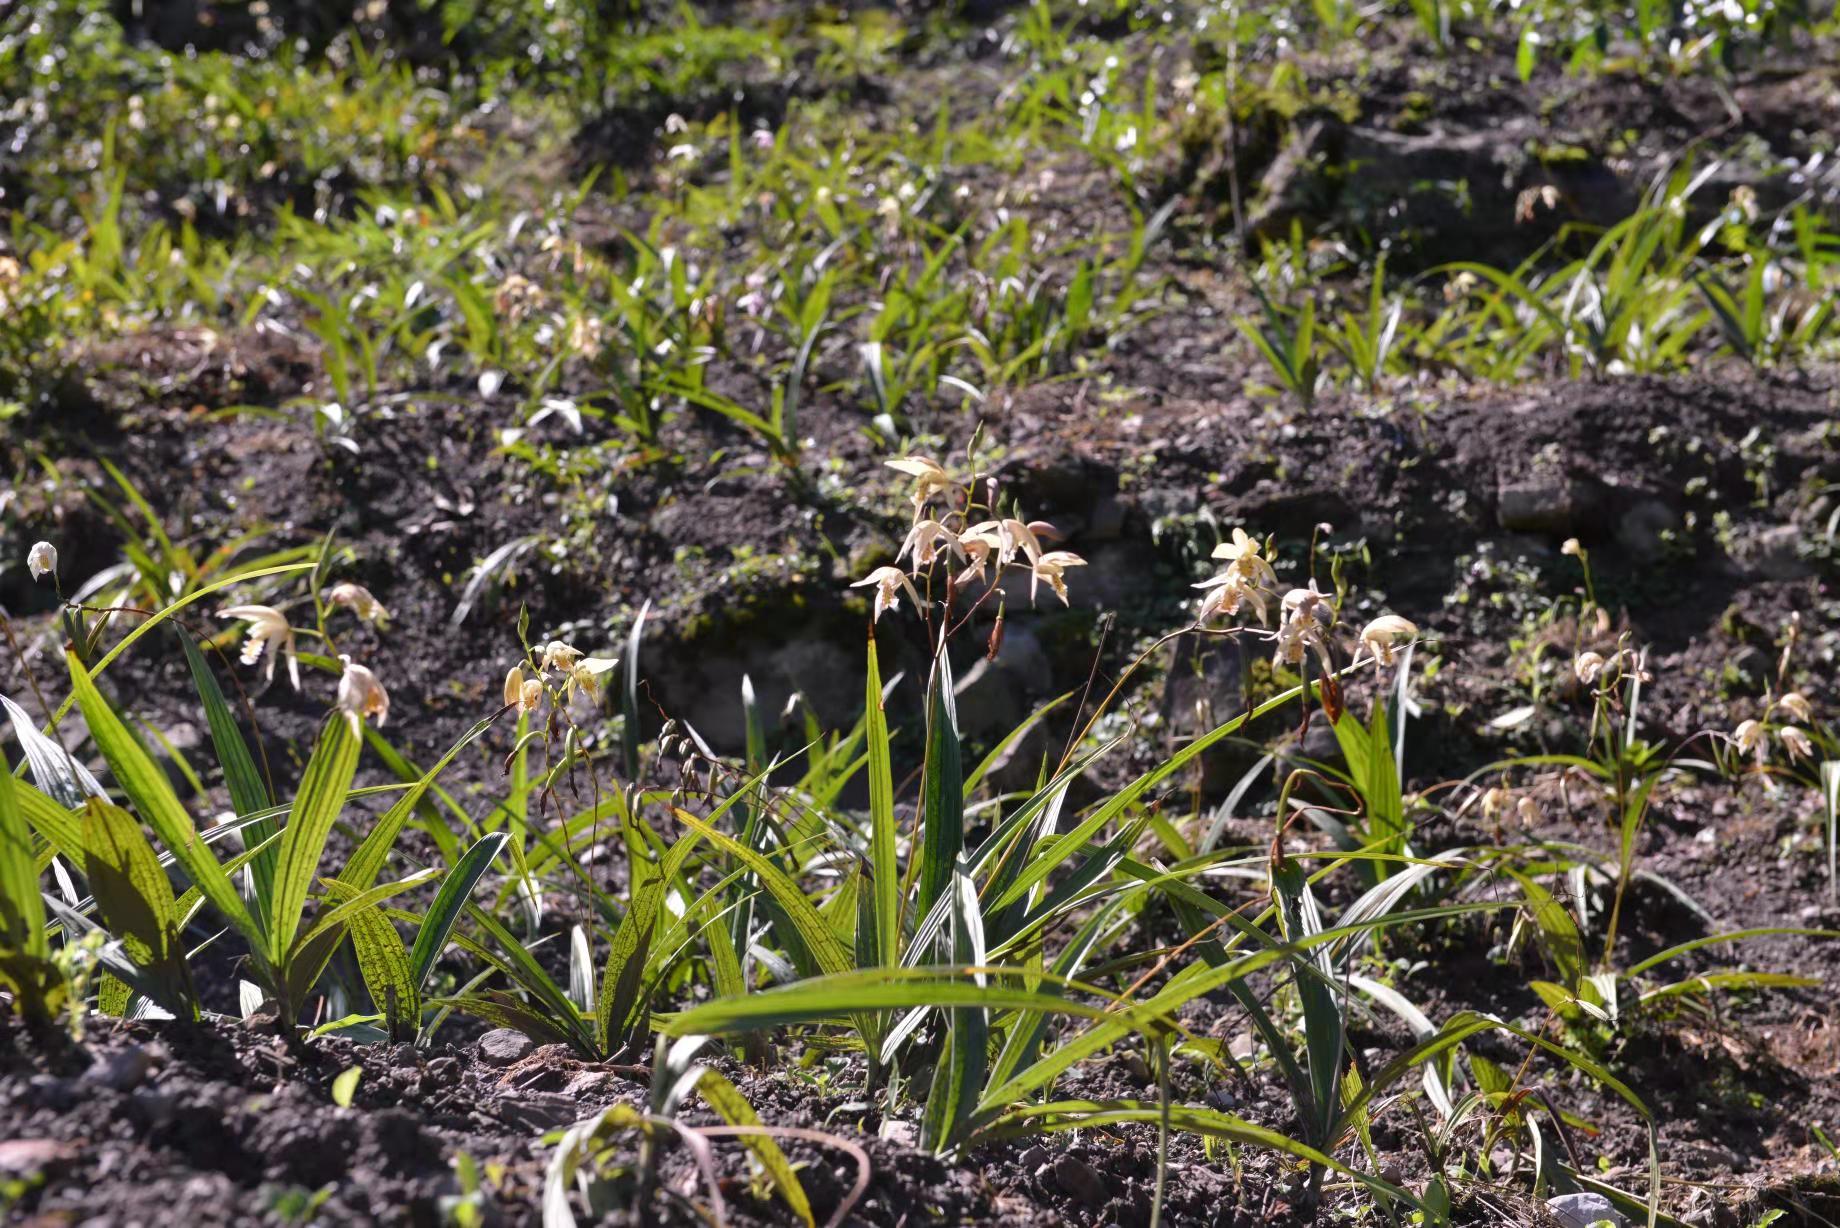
[1274,582,1334,667]
[540,641,583,674]
[336,656,390,730]
[1573,651,1607,684]
[565,656,619,702]
[1030,551,1085,606]
[1780,725,1815,761]
[898,519,963,570]
[326,582,389,627]
[27,541,57,582]
[850,566,923,623]
[885,456,953,512]
[218,604,301,690]
[1359,615,1419,667]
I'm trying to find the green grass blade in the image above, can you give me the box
[696,1068,815,1228]
[596,829,703,1054]
[2,694,105,807]
[921,861,988,1153]
[342,714,499,891]
[671,808,852,977]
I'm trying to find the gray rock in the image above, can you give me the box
[562,1070,616,1097]
[81,1046,151,1093]
[1049,1153,1109,1208]
[1086,496,1128,541]
[1498,478,1596,535]
[478,1028,534,1067]
[0,1139,78,1176]
[1729,523,1810,581]
[1615,498,1677,556]
[1548,1191,1629,1228]
[878,1119,918,1148]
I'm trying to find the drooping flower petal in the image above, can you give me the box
[218,604,301,690]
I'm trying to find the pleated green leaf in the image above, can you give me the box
[67,649,260,955]
[268,714,361,964]
[81,798,196,1019]
[346,902,418,1040]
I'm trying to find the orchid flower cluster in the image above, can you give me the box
[848,456,1088,623]
[1191,527,1418,673]
[502,640,619,719]
[1732,690,1818,765]
[217,581,392,731]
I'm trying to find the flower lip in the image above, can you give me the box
[218,604,301,690]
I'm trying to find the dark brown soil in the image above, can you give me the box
[6,7,1840,1226]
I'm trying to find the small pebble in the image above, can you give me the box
[478,1029,535,1067]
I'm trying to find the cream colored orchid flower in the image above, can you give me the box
[1777,691,1814,724]
[336,656,389,729]
[958,527,1005,586]
[1211,528,1277,587]
[1732,719,1766,760]
[850,566,923,623]
[504,666,539,714]
[326,581,389,627]
[1001,518,1044,566]
[1195,528,1277,625]
[1573,651,1607,684]
[1780,725,1815,761]
[1274,582,1334,666]
[1030,551,1085,606]
[27,541,57,582]
[885,456,953,512]
[540,641,583,674]
[898,519,964,570]
[1359,615,1418,666]
[218,604,301,690]
[564,656,620,702]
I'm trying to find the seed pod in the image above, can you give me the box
[986,608,1005,662]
